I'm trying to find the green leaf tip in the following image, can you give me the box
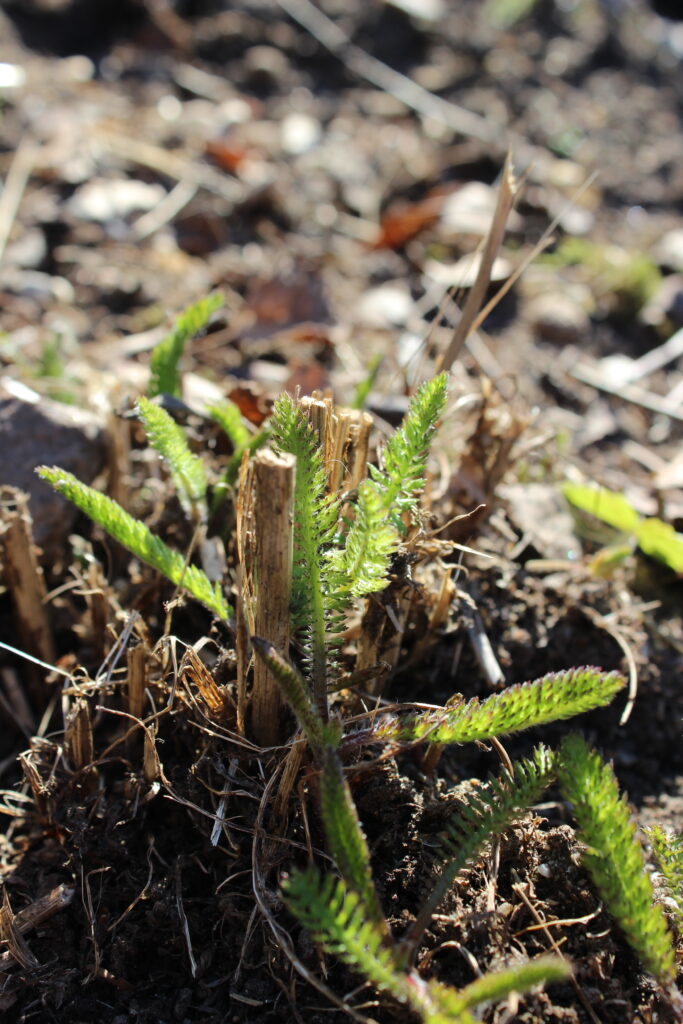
[564,483,640,535]
[250,637,324,749]
[137,396,207,519]
[454,956,570,1011]
[149,290,223,398]
[373,372,449,527]
[37,466,230,621]
[557,733,676,984]
[377,667,625,746]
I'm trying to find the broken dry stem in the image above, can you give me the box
[251,449,296,747]
[0,487,56,709]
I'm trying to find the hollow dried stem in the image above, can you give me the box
[251,449,296,746]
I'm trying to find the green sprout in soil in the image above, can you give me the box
[541,238,660,318]
[564,481,683,576]
[35,294,683,1021]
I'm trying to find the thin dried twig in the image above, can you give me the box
[0,884,74,972]
[580,606,638,727]
[276,0,507,148]
[512,877,602,1024]
[0,141,36,265]
[569,363,683,423]
[438,154,518,372]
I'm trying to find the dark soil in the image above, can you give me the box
[1,1,683,1022]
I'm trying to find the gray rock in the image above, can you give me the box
[0,391,107,563]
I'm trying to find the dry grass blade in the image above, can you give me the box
[276,0,508,149]
[180,645,233,721]
[439,153,518,372]
[0,888,39,972]
[0,141,36,265]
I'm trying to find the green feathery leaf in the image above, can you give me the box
[327,480,397,598]
[37,467,230,620]
[557,734,676,984]
[250,638,324,750]
[370,372,448,530]
[319,745,388,932]
[646,825,683,924]
[270,393,340,700]
[282,870,475,1024]
[402,747,554,956]
[207,401,251,450]
[149,291,223,398]
[453,958,570,1011]
[284,870,565,1023]
[376,668,625,746]
[137,397,207,520]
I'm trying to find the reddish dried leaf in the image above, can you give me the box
[205,138,251,174]
[227,383,272,426]
[373,193,445,249]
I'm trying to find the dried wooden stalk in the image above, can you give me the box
[251,449,295,747]
[18,751,50,820]
[125,643,149,721]
[125,642,149,762]
[0,884,75,973]
[328,408,352,493]
[0,487,56,708]
[300,395,333,479]
[235,450,256,735]
[346,410,373,491]
[65,698,98,790]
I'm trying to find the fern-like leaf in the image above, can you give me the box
[270,394,340,699]
[646,825,683,924]
[137,397,207,520]
[427,958,570,1018]
[282,869,475,1024]
[557,734,676,984]
[370,372,448,529]
[207,401,251,450]
[403,747,554,954]
[37,467,230,620]
[376,668,625,746]
[319,745,388,932]
[284,870,565,1023]
[327,480,397,598]
[149,291,223,398]
[454,959,570,1010]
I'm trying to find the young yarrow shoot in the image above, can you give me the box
[37,294,682,1022]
